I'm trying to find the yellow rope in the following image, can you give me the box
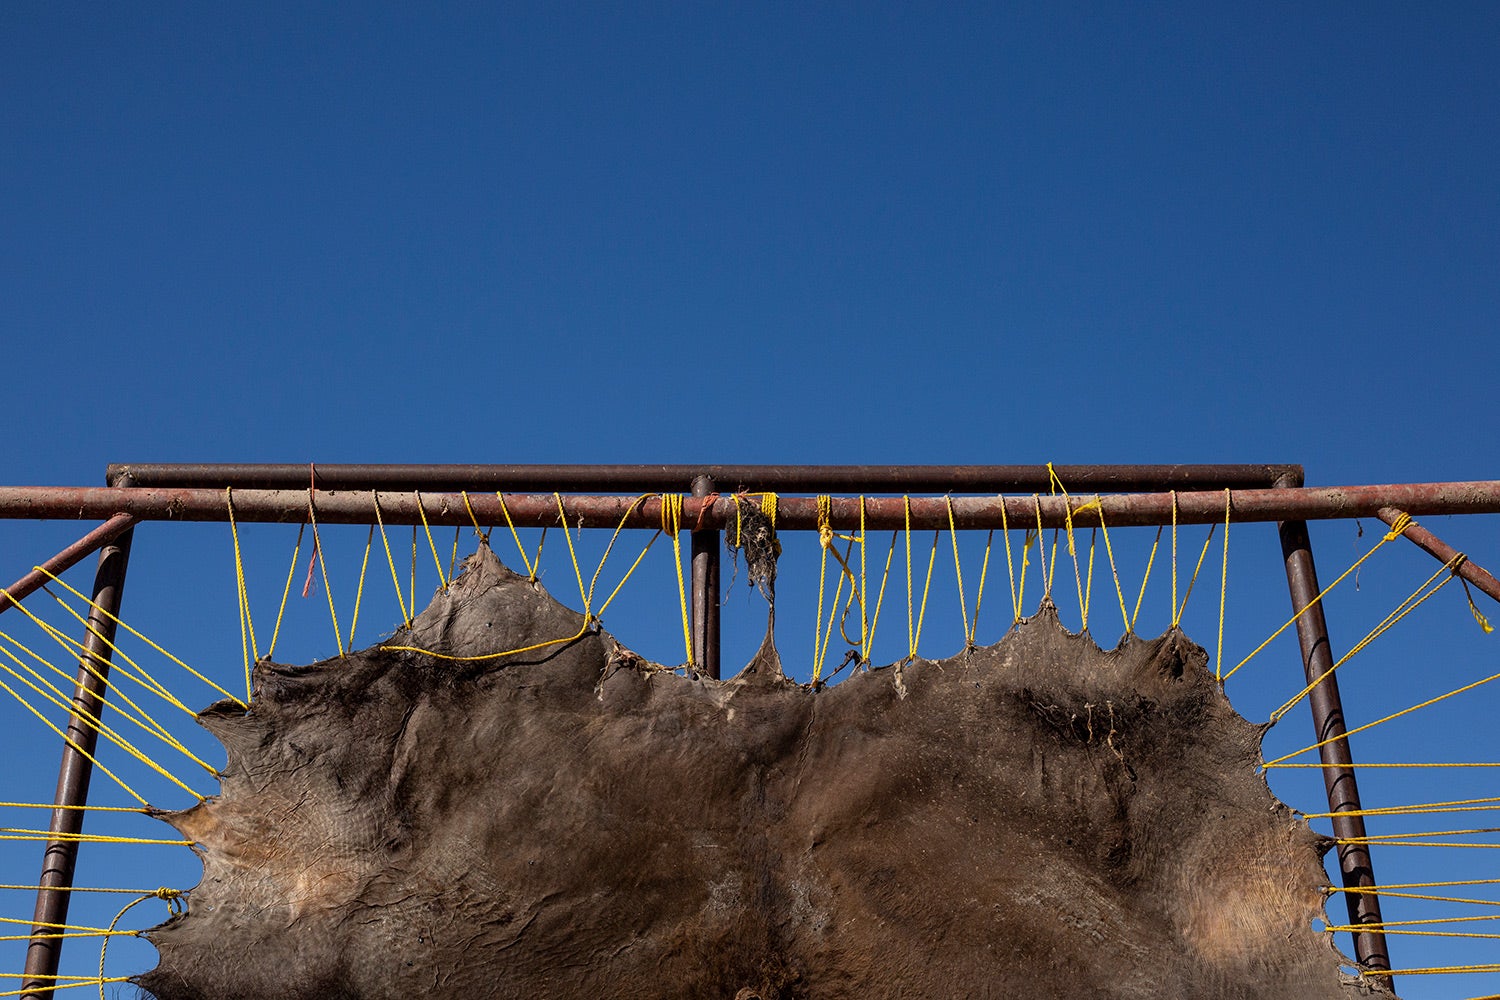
[1217,490,1230,679]
[1461,575,1495,634]
[0,649,207,797]
[1016,502,1035,616]
[1272,767,1500,773]
[0,978,130,999]
[373,494,411,628]
[663,494,694,666]
[1340,825,1500,842]
[585,495,652,618]
[867,531,898,663]
[0,672,146,805]
[946,498,970,643]
[1132,526,1162,633]
[1000,499,1021,624]
[813,497,835,679]
[448,525,461,584]
[97,888,182,1000]
[1328,913,1500,931]
[1224,513,1412,682]
[26,570,243,708]
[226,489,257,702]
[378,498,657,666]
[1048,465,1087,627]
[912,530,939,662]
[0,882,163,893]
[1330,912,1500,930]
[1266,660,1500,766]
[308,491,343,658]
[859,499,869,661]
[905,498,914,656]
[815,539,851,681]
[1333,888,1500,907]
[1307,794,1500,819]
[0,804,142,814]
[1076,499,1130,635]
[1172,523,1218,628]
[1324,927,1500,940]
[460,491,489,544]
[555,494,591,615]
[496,493,537,580]
[1166,491,1177,622]
[1270,554,1464,724]
[409,526,417,621]
[267,521,305,659]
[21,593,198,723]
[347,525,373,650]
[1082,527,1095,630]
[0,827,191,846]
[414,491,448,591]
[596,529,661,620]
[0,917,118,932]
[1362,963,1500,977]
[380,621,592,664]
[0,619,211,770]
[972,529,994,644]
[1337,877,1500,891]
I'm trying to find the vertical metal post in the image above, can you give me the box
[20,524,134,999]
[690,474,720,679]
[1278,517,1389,971]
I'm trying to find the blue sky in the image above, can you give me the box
[3,5,1499,997]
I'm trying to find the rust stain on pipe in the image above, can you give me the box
[1376,507,1500,607]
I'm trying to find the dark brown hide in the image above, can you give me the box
[139,547,1376,999]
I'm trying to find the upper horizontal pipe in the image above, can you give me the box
[6,481,1500,530]
[104,463,1302,494]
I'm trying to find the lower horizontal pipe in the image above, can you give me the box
[2,482,1500,532]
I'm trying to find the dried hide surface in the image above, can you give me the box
[139,546,1379,999]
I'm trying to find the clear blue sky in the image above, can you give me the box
[3,5,1499,997]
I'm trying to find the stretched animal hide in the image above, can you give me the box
[140,546,1379,999]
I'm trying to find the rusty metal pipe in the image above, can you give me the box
[0,514,138,617]
[19,527,134,999]
[1279,517,1388,970]
[5,482,1500,530]
[106,463,1301,494]
[690,475,720,679]
[1376,507,1500,607]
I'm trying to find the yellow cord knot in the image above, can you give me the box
[817,495,833,549]
[661,493,684,536]
[154,886,185,913]
[1384,512,1413,541]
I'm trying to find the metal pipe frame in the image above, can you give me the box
[19,526,134,1000]
[0,513,137,618]
[1377,507,1500,606]
[1280,517,1389,970]
[4,480,1500,530]
[17,462,1485,983]
[107,462,1301,494]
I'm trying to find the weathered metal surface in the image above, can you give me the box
[1378,507,1500,607]
[690,474,721,679]
[19,528,135,1000]
[0,513,137,617]
[1279,518,1388,971]
[3,481,1500,529]
[105,463,1301,494]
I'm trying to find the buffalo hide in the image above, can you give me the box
[139,546,1380,999]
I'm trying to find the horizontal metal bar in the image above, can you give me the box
[0,514,138,616]
[4,482,1500,530]
[104,463,1302,494]
[1378,507,1500,607]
